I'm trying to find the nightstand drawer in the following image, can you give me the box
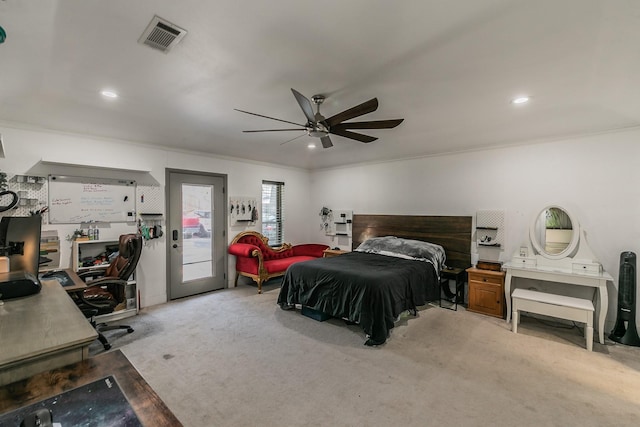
[468,272,503,285]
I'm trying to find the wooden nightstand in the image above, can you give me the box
[466,267,506,318]
[323,249,348,258]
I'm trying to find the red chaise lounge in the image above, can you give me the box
[228,231,329,293]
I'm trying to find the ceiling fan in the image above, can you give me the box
[235,89,404,148]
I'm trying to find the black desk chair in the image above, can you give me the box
[75,233,143,350]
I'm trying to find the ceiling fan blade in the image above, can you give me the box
[330,128,378,143]
[291,88,316,123]
[320,136,333,149]
[243,129,304,133]
[234,109,305,127]
[332,119,404,130]
[280,133,308,146]
[325,98,379,127]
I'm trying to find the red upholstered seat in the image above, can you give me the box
[228,231,329,293]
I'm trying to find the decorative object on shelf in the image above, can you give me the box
[67,229,86,242]
[322,209,353,250]
[475,210,504,249]
[609,251,640,346]
[137,214,164,241]
[319,206,332,232]
[476,260,502,272]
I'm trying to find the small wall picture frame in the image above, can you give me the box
[519,247,528,257]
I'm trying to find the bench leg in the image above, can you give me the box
[512,310,519,333]
[585,325,593,351]
[586,313,594,351]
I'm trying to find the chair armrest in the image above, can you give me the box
[228,243,261,258]
[77,266,109,282]
[84,277,128,305]
[292,244,330,258]
[86,276,128,287]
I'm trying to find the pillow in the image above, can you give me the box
[355,236,446,273]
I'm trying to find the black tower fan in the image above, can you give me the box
[609,251,640,346]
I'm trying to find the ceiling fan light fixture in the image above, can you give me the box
[308,129,328,138]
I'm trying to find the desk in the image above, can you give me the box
[0,278,97,386]
[0,349,183,426]
[503,263,612,344]
[55,267,88,293]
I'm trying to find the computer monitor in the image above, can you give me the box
[0,215,42,300]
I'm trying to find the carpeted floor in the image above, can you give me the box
[92,280,640,427]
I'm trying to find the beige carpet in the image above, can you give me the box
[95,280,640,427]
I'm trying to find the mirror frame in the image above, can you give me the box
[529,205,580,260]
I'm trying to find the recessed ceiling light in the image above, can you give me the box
[101,90,118,99]
[511,96,530,105]
[307,142,317,149]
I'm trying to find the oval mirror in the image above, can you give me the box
[529,205,580,260]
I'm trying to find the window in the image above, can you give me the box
[261,180,284,246]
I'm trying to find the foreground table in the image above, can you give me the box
[0,278,97,386]
[0,349,182,426]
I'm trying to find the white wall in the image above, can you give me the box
[310,128,640,329]
[2,123,638,330]
[0,125,312,307]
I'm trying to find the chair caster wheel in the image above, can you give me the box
[104,344,112,350]
[127,328,134,333]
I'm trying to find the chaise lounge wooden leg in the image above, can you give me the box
[234,273,239,287]
[257,279,263,294]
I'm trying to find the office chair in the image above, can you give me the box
[75,233,143,350]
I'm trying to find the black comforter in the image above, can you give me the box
[277,251,439,345]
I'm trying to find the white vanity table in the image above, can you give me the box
[505,205,613,345]
[505,263,611,344]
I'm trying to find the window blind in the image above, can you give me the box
[261,180,284,246]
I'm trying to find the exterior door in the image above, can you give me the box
[167,170,226,299]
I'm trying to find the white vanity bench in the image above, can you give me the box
[505,205,613,350]
[511,288,594,351]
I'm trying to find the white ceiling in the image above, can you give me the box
[1,0,639,170]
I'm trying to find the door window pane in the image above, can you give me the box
[182,184,212,281]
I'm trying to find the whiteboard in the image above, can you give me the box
[48,175,136,223]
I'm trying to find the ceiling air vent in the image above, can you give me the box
[138,15,187,53]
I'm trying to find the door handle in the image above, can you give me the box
[173,230,178,241]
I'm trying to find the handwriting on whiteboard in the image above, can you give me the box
[83,184,108,193]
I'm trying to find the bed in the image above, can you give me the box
[277,214,472,345]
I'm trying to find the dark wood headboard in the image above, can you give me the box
[352,214,472,270]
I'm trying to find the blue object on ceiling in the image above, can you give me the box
[0,26,6,44]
